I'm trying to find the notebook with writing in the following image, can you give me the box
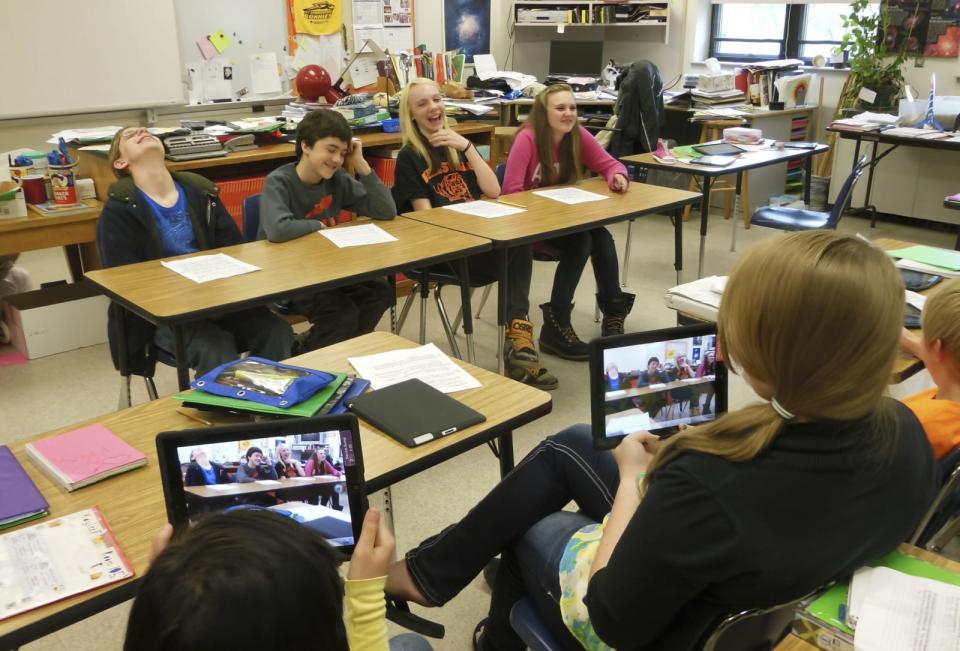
[347,378,486,447]
[25,423,146,492]
[0,446,48,529]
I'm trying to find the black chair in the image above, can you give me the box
[750,156,870,232]
[910,445,960,552]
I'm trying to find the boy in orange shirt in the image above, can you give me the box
[901,278,960,459]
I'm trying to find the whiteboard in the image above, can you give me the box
[174,0,291,101]
[0,0,184,120]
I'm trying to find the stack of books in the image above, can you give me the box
[691,88,748,108]
[282,100,327,123]
[0,446,48,530]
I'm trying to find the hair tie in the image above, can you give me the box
[770,397,795,420]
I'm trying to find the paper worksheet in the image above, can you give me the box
[348,343,481,393]
[249,52,282,96]
[905,290,927,311]
[319,224,398,248]
[161,254,261,283]
[532,187,610,205]
[444,200,526,219]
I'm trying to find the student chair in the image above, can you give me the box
[749,156,870,232]
[909,445,960,552]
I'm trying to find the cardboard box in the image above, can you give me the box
[3,281,108,359]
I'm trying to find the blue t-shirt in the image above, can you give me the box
[140,183,199,256]
[201,466,217,485]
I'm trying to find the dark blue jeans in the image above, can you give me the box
[548,227,623,306]
[404,425,620,650]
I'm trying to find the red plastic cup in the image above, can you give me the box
[21,175,46,204]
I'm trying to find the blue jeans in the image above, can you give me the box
[404,425,619,650]
[548,227,623,306]
[389,633,434,650]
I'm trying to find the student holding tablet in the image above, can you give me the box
[502,84,635,361]
[392,78,557,390]
[385,231,938,651]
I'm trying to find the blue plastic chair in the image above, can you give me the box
[910,446,960,552]
[750,156,869,232]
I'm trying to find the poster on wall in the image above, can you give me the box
[292,0,342,35]
[383,0,412,25]
[884,0,960,57]
[443,0,490,62]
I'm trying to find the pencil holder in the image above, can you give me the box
[48,163,78,206]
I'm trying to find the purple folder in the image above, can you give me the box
[0,445,49,528]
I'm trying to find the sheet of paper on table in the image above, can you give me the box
[348,343,481,393]
[444,200,526,218]
[161,253,261,283]
[532,187,610,205]
[319,224,398,248]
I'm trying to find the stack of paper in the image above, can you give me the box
[24,424,146,492]
[348,343,481,393]
[664,275,726,321]
[888,245,960,279]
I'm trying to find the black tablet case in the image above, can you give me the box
[693,142,743,156]
[347,378,486,447]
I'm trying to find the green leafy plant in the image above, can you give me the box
[840,0,915,109]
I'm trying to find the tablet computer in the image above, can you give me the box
[157,415,367,554]
[693,142,744,156]
[589,324,728,450]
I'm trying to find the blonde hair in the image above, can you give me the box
[399,78,462,173]
[922,278,960,374]
[108,126,134,179]
[643,231,905,489]
[521,84,582,186]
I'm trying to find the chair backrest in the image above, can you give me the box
[242,193,261,243]
[609,59,664,157]
[826,155,870,228]
[699,589,821,651]
[909,445,960,546]
[495,162,506,187]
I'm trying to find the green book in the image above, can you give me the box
[804,549,960,635]
[887,245,960,271]
[173,373,348,418]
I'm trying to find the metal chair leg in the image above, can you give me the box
[434,285,464,359]
[621,219,634,287]
[927,515,960,552]
[418,281,428,345]
[475,284,493,319]
[118,375,132,410]
[451,287,475,334]
[144,376,159,401]
[395,283,418,335]
[730,193,741,253]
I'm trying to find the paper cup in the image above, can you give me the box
[21,175,47,204]
[9,164,32,186]
[49,163,78,206]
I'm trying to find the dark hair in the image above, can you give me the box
[124,510,347,651]
[647,357,660,366]
[296,109,352,159]
[108,126,134,179]
[246,446,263,460]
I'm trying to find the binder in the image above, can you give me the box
[347,378,485,447]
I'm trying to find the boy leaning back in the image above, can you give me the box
[901,278,960,459]
[260,109,397,354]
[98,127,294,376]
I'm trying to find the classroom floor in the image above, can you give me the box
[2,209,957,650]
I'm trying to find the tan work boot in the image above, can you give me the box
[504,317,559,391]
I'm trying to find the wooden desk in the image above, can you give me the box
[943,196,960,250]
[621,144,829,278]
[77,123,496,202]
[183,474,341,499]
[403,178,701,371]
[774,543,960,651]
[85,218,491,389]
[0,200,102,280]
[0,331,551,649]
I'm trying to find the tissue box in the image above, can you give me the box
[698,73,735,93]
[724,127,763,144]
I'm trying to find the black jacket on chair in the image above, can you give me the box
[610,60,665,158]
[96,172,243,377]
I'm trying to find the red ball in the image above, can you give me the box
[296,65,331,102]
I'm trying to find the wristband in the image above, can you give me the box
[461,141,474,154]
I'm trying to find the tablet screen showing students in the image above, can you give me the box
[590,325,727,448]
[157,416,367,552]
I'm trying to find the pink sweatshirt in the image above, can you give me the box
[502,126,627,195]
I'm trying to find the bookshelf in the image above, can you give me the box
[513,1,669,40]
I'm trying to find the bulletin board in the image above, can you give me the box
[174,0,292,100]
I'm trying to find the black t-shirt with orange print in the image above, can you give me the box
[392,144,482,213]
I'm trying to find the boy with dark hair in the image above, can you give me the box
[98,127,294,377]
[261,109,397,353]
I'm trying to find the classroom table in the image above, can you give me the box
[76,122,496,201]
[943,195,960,250]
[0,331,552,649]
[621,144,830,278]
[0,200,102,281]
[84,218,491,390]
[182,474,341,499]
[828,125,960,233]
[401,177,701,373]
[772,543,960,651]
[604,376,713,401]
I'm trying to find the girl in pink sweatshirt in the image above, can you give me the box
[502,85,636,360]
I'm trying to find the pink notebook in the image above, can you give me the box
[25,424,146,491]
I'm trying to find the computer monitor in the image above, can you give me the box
[548,40,604,77]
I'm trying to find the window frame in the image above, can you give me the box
[708,3,846,64]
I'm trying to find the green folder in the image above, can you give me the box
[804,549,960,635]
[671,145,703,159]
[887,245,960,271]
[173,373,348,418]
